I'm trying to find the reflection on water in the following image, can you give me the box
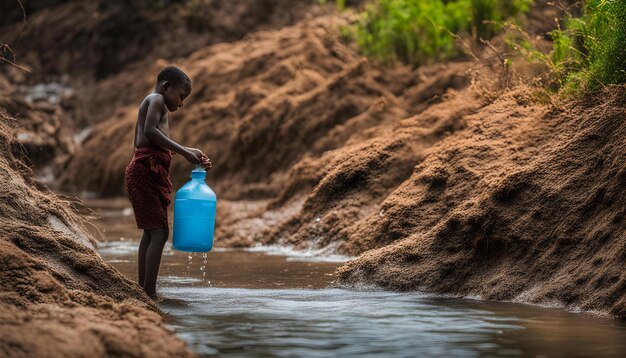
[160,287,626,358]
[101,242,339,289]
[87,199,626,358]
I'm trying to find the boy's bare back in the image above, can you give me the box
[134,93,171,150]
[132,76,210,168]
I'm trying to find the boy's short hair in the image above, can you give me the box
[156,65,191,89]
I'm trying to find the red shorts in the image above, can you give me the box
[125,147,173,230]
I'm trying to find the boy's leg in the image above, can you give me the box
[138,230,151,287]
[143,228,168,297]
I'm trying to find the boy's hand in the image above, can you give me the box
[184,147,212,170]
[200,157,212,170]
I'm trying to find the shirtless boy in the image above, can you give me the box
[125,65,211,298]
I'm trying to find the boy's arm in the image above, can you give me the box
[144,95,200,163]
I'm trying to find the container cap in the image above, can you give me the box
[191,166,206,179]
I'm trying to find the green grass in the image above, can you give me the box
[347,0,532,66]
[471,0,533,38]
[550,0,626,91]
[347,0,624,92]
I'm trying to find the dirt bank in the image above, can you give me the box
[0,0,325,127]
[337,86,626,319]
[1,0,320,81]
[0,111,193,356]
[62,15,474,199]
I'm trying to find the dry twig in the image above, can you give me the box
[1,0,30,73]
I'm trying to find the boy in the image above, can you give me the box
[125,65,211,298]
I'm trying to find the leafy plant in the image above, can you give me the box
[471,0,533,38]
[549,0,626,91]
[318,0,346,10]
[346,0,532,66]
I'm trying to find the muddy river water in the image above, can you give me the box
[86,198,626,357]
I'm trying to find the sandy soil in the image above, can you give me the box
[0,0,325,127]
[337,86,626,319]
[0,112,194,357]
[61,15,474,197]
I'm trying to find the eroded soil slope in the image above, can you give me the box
[337,87,626,318]
[1,0,320,81]
[0,112,193,357]
[0,0,324,128]
[62,15,472,199]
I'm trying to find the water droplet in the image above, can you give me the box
[315,217,321,222]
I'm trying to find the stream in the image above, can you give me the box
[86,198,626,357]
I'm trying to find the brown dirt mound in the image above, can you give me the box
[0,0,70,28]
[61,15,474,200]
[336,86,626,319]
[1,0,326,129]
[0,112,193,356]
[250,78,491,251]
[0,0,320,82]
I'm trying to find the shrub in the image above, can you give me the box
[550,0,626,91]
[471,0,533,38]
[348,0,532,66]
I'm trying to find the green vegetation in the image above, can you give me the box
[345,0,623,92]
[318,0,346,10]
[549,0,626,91]
[471,0,533,38]
[347,0,532,65]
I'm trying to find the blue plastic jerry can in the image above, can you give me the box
[173,167,217,252]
